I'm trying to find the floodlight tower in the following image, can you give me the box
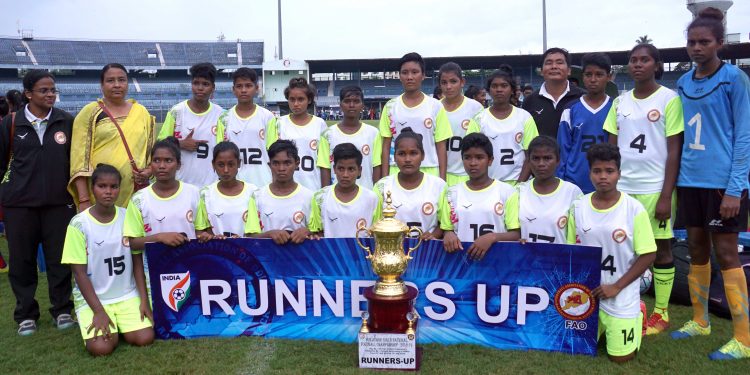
[277,0,283,60]
[686,0,732,37]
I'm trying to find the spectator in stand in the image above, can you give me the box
[522,84,534,100]
[465,85,487,107]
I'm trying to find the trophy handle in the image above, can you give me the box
[406,226,423,259]
[355,228,373,259]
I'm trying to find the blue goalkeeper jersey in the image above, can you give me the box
[677,63,750,197]
[556,97,612,193]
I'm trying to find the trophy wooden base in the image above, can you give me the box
[364,285,418,333]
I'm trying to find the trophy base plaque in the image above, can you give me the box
[364,286,418,333]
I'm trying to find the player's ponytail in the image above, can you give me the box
[687,7,725,43]
[394,127,424,155]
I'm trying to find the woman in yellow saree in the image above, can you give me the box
[68,63,155,209]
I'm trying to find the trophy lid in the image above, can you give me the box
[370,191,409,234]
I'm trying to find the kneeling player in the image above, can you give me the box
[310,143,378,238]
[245,140,314,244]
[440,132,519,260]
[567,143,656,362]
[62,165,154,356]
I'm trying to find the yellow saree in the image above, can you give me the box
[68,99,155,207]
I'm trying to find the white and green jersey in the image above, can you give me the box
[157,100,224,187]
[216,105,276,186]
[123,181,201,243]
[566,193,656,318]
[466,106,539,182]
[443,97,485,175]
[318,123,382,189]
[62,207,137,312]
[378,94,453,168]
[309,184,379,238]
[603,86,684,194]
[509,179,582,244]
[244,183,313,234]
[373,174,446,234]
[439,180,518,242]
[195,181,258,237]
[266,115,328,191]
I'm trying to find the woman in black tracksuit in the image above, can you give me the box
[0,70,76,335]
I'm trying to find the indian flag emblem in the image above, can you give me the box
[160,271,192,312]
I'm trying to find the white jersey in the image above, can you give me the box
[218,105,276,186]
[62,207,138,312]
[443,97,485,175]
[319,123,381,189]
[310,185,379,238]
[270,115,328,191]
[373,174,446,233]
[603,86,684,194]
[568,193,656,318]
[248,184,313,232]
[517,179,582,244]
[123,181,201,240]
[167,100,224,187]
[441,180,517,242]
[197,181,258,236]
[467,106,539,182]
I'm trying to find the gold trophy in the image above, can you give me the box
[355,191,422,333]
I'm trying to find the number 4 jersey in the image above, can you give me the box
[566,193,656,318]
[439,180,518,242]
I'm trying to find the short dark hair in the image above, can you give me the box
[284,77,315,102]
[464,85,481,99]
[485,65,516,92]
[339,85,363,101]
[460,132,493,159]
[23,70,55,93]
[190,62,217,84]
[100,63,127,83]
[394,127,424,155]
[5,90,24,111]
[232,67,258,84]
[152,136,181,163]
[213,141,241,161]
[398,52,425,73]
[332,143,362,166]
[629,43,664,80]
[522,84,534,92]
[581,52,612,74]
[268,139,300,162]
[527,135,560,159]
[542,47,571,67]
[687,7,725,43]
[91,163,122,185]
[586,143,620,170]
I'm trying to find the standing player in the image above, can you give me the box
[439,62,484,186]
[467,66,539,185]
[245,140,314,245]
[310,143,378,238]
[507,136,582,244]
[671,8,750,360]
[566,143,656,363]
[158,62,223,187]
[195,142,257,239]
[604,43,683,335]
[266,77,328,191]
[374,128,446,240]
[557,52,614,193]
[216,67,275,186]
[379,52,452,180]
[319,86,381,189]
[62,164,154,356]
[440,133,519,260]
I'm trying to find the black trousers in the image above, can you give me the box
[5,204,75,323]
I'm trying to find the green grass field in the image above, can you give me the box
[0,240,747,374]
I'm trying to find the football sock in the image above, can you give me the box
[653,262,675,320]
[688,262,711,327]
[722,268,750,346]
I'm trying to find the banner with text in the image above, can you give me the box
[146,238,602,356]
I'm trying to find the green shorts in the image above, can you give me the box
[388,165,439,177]
[598,309,643,357]
[77,295,152,341]
[631,192,676,239]
[446,173,469,186]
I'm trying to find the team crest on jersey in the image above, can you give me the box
[211,125,218,136]
[557,216,568,229]
[259,129,265,140]
[423,118,433,129]
[186,210,194,223]
[554,283,596,321]
[612,228,627,243]
[293,211,305,224]
[422,202,435,215]
[356,218,367,230]
[54,131,67,144]
[309,139,318,151]
[122,237,130,248]
[514,132,523,144]
[242,210,248,223]
[461,119,470,130]
[160,271,192,313]
[494,202,505,216]
[647,109,661,122]
[361,144,371,156]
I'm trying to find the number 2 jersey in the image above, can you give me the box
[508,179,582,244]
[439,180,518,242]
[443,97,485,176]
[158,100,224,187]
[216,105,276,186]
[677,63,750,197]
[266,115,328,191]
[566,193,656,318]
[373,174,446,233]
[603,87,683,194]
[62,207,137,312]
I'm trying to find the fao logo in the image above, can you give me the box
[54,131,67,144]
[612,228,627,243]
[259,129,265,140]
[514,132,523,144]
[242,210,249,223]
[423,118,433,129]
[557,216,568,229]
[211,125,218,135]
[422,202,434,215]
[461,119,470,130]
[293,211,305,224]
[186,210,194,223]
[356,218,367,230]
[647,109,661,122]
[494,202,504,216]
[361,144,370,156]
[309,139,318,151]
[121,237,130,248]
[554,283,596,321]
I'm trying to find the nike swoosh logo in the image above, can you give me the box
[622,113,631,118]
[95,240,104,246]
[264,212,274,217]
[215,213,224,217]
[582,228,592,233]
[18,132,28,139]
[398,121,408,126]
[574,123,584,128]
[156,217,166,222]
[393,203,403,209]
[489,135,498,140]
[232,130,241,135]
[526,217,537,222]
[328,217,338,222]
[462,203,473,209]
[535,108,544,114]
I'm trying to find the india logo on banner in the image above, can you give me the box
[160,271,191,312]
